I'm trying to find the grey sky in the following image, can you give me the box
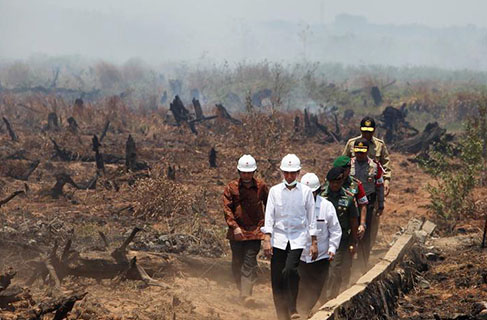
[34,0,487,27]
[1,0,486,68]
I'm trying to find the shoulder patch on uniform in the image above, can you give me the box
[338,198,349,207]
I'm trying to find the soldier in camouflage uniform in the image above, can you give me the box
[320,167,359,300]
[343,116,391,196]
[332,155,369,239]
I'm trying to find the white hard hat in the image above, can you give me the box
[280,154,301,172]
[301,173,320,192]
[237,154,257,172]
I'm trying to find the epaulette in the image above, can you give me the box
[373,136,385,144]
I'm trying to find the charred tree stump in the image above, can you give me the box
[92,135,105,173]
[50,173,78,198]
[371,86,383,106]
[343,109,354,121]
[304,109,316,136]
[209,147,217,168]
[47,112,59,131]
[294,116,300,132]
[160,91,168,104]
[170,95,190,125]
[125,134,137,171]
[380,105,418,144]
[394,122,446,154]
[67,117,78,133]
[482,214,487,249]
[215,104,242,125]
[0,268,30,310]
[74,98,84,108]
[99,120,110,142]
[2,117,17,141]
[30,292,87,320]
[192,98,204,120]
[0,269,16,292]
[167,165,176,180]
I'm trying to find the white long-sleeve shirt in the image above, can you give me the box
[301,195,342,263]
[261,182,317,250]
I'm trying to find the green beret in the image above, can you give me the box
[333,155,351,168]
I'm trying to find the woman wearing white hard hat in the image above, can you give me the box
[297,173,342,317]
[223,154,269,306]
[261,154,318,320]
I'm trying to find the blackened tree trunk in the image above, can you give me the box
[92,135,105,173]
[192,98,204,120]
[47,112,59,130]
[371,86,382,106]
[209,148,217,168]
[126,135,137,171]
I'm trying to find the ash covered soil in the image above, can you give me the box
[0,96,485,319]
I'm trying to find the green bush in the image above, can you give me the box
[420,116,484,232]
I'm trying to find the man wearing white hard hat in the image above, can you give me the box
[261,154,317,320]
[223,154,269,305]
[297,173,342,317]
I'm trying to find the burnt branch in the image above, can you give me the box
[2,117,18,141]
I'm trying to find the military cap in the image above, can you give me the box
[326,166,345,181]
[360,116,376,132]
[353,138,369,153]
[333,155,351,168]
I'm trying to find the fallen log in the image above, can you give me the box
[28,228,170,289]
[0,190,25,207]
[50,138,93,162]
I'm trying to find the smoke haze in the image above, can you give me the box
[1,0,487,69]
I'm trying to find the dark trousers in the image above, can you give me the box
[358,193,380,272]
[327,242,353,300]
[230,240,261,297]
[297,258,330,317]
[271,242,303,320]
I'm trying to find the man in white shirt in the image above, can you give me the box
[297,173,342,317]
[262,154,318,320]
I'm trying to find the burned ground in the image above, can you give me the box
[0,92,486,319]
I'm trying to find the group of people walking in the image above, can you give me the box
[223,117,391,319]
